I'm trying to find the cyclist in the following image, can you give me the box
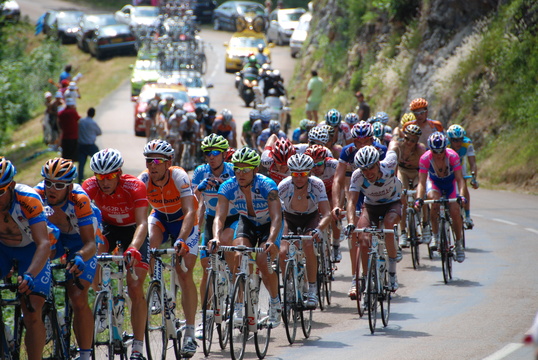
[261,137,296,184]
[292,119,316,144]
[403,98,444,147]
[278,153,331,309]
[251,109,271,150]
[321,109,352,149]
[242,109,260,148]
[177,112,201,167]
[200,107,217,137]
[35,158,98,360]
[447,124,478,229]
[415,132,466,262]
[0,158,52,360]
[308,125,331,147]
[213,109,238,148]
[212,147,283,327]
[82,149,150,360]
[257,119,287,153]
[138,140,199,357]
[393,124,427,247]
[346,143,402,295]
[344,112,360,129]
[392,112,416,141]
[191,134,238,339]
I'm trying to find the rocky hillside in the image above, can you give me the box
[289,0,538,192]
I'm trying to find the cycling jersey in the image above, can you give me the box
[82,174,148,227]
[218,173,277,226]
[251,119,268,136]
[449,136,475,176]
[349,150,402,205]
[212,118,236,140]
[191,162,237,217]
[1,184,48,248]
[403,119,444,148]
[257,129,287,146]
[138,166,198,223]
[339,141,387,171]
[419,148,461,198]
[320,122,351,146]
[278,176,328,215]
[292,128,304,143]
[313,158,338,196]
[178,119,200,137]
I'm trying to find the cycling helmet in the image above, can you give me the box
[231,147,261,167]
[260,110,272,123]
[304,144,330,161]
[428,132,448,151]
[207,108,217,116]
[403,124,422,137]
[372,122,384,138]
[0,157,16,186]
[299,119,310,131]
[249,109,261,121]
[224,147,235,162]
[272,138,296,165]
[247,55,257,65]
[325,109,342,127]
[447,124,466,139]
[287,154,314,172]
[354,145,380,169]
[221,109,233,123]
[319,124,335,137]
[165,95,174,102]
[409,98,428,111]
[344,112,359,126]
[267,88,277,96]
[186,112,197,121]
[143,139,175,158]
[196,103,209,113]
[41,158,77,182]
[308,126,329,145]
[351,121,374,139]
[174,99,185,109]
[400,112,416,127]
[90,149,124,174]
[201,133,229,151]
[257,43,265,52]
[173,109,185,119]
[375,111,389,125]
[269,120,281,133]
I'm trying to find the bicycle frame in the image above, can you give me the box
[0,282,23,360]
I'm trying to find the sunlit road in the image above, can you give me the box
[23,2,538,359]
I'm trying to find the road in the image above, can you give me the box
[23,2,538,359]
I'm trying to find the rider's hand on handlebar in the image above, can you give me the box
[332,207,345,221]
[311,228,322,242]
[344,224,356,237]
[124,246,142,268]
[414,198,424,210]
[174,238,189,256]
[18,272,35,295]
[470,178,479,189]
[67,253,85,276]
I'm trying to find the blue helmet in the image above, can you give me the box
[351,121,374,139]
[428,132,448,151]
[325,109,342,127]
[372,122,384,138]
[375,111,390,125]
[447,124,466,139]
[344,112,359,126]
[0,157,16,186]
[249,109,261,121]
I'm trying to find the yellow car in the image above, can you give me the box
[224,29,273,73]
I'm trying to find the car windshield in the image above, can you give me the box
[237,4,265,15]
[230,36,265,48]
[178,77,203,88]
[57,12,82,24]
[279,11,304,22]
[140,90,189,103]
[133,7,159,17]
[297,16,311,30]
[87,15,117,26]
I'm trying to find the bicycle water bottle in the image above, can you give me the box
[114,296,125,328]
[378,257,386,274]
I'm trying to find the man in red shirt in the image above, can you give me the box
[58,97,80,161]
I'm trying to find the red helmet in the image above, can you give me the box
[305,144,331,161]
[272,138,296,165]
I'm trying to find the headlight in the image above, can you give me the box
[243,79,251,86]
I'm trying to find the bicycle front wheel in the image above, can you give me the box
[440,220,452,284]
[42,302,66,360]
[92,291,114,359]
[354,245,364,317]
[367,255,378,334]
[254,276,271,359]
[408,211,420,269]
[218,273,231,350]
[282,261,298,344]
[380,268,391,327]
[145,282,166,360]
[202,271,216,356]
[300,307,312,339]
[230,276,247,360]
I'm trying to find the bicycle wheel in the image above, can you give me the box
[92,291,114,359]
[0,316,12,360]
[218,274,231,350]
[42,301,67,360]
[322,240,333,306]
[145,282,166,360]
[439,220,451,284]
[367,255,378,334]
[229,276,247,360]
[380,267,391,327]
[354,246,364,317]
[202,271,216,356]
[254,276,271,359]
[408,211,420,270]
[282,261,298,344]
[316,243,326,311]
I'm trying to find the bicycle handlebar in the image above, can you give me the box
[424,198,460,205]
[354,227,396,234]
[220,245,273,274]
[281,235,313,241]
[96,254,124,262]
[149,248,188,273]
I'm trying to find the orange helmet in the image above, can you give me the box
[409,98,428,111]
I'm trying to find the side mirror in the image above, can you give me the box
[223,42,229,47]
[207,83,214,88]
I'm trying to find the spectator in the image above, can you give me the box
[354,91,370,121]
[78,108,102,183]
[59,64,72,83]
[43,92,62,150]
[64,82,81,107]
[58,97,80,163]
[306,70,324,122]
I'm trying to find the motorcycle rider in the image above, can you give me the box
[255,43,270,65]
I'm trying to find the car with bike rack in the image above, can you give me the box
[224,29,273,73]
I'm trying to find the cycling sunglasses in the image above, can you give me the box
[203,150,224,157]
[314,160,325,167]
[233,166,255,174]
[95,171,120,181]
[291,171,309,177]
[0,182,12,196]
[413,109,427,115]
[44,179,71,190]
[145,157,168,165]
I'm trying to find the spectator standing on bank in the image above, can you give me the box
[354,91,370,121]
[306,70,325,122]
[58,97,80,163]
[78,107,102,183]
[43,92,62,150]
[59,64,72,83]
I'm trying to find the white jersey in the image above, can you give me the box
[278,176,328,215]
[349,150,402,205]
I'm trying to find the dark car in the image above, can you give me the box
[213,1,266,32]
[0,0,20,22]
[43,10,84,44]
[76,13,119,52]
[192,0,217,24]
[87,24,136,59]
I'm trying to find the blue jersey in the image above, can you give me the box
[192,162,238,217]
[339,141,387,170]
[218,173,278,226]
[292,128,303,143]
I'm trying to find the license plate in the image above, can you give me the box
[111,38,123,44]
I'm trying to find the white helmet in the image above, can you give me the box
[287,154,314,172]
[354,145,380,169]
[90,149,124,174]
[143,139,175,158]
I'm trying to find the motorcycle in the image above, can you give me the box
[236,66,259,107]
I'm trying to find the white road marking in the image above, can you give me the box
[492,218,517,226]
[473,213,485,218]
[525,228,538,236]
[482,342,524,360]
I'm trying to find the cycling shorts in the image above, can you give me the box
[200,214,239,259]
[427,178,458,199]
[53,233,97,284]
[0,242,52,298]
[235,215,282,248]
[102,223,150,271]
[283,211,319,235]
[150,215,199,256]
[360,200,402,227]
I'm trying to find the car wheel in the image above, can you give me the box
[213,18,220,31]
[277,33,283,46]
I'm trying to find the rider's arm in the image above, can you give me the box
[331,161,347,210]
[212,194,229,243]
[266,190,282,245]
[177,195,196,244]
[454,168,466,198]
[128,206,149,251]
[26,221,51,278]
[468,155,478,178]
[317,200,332,232]
[416,171,428,201]
[346,188,359,227]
